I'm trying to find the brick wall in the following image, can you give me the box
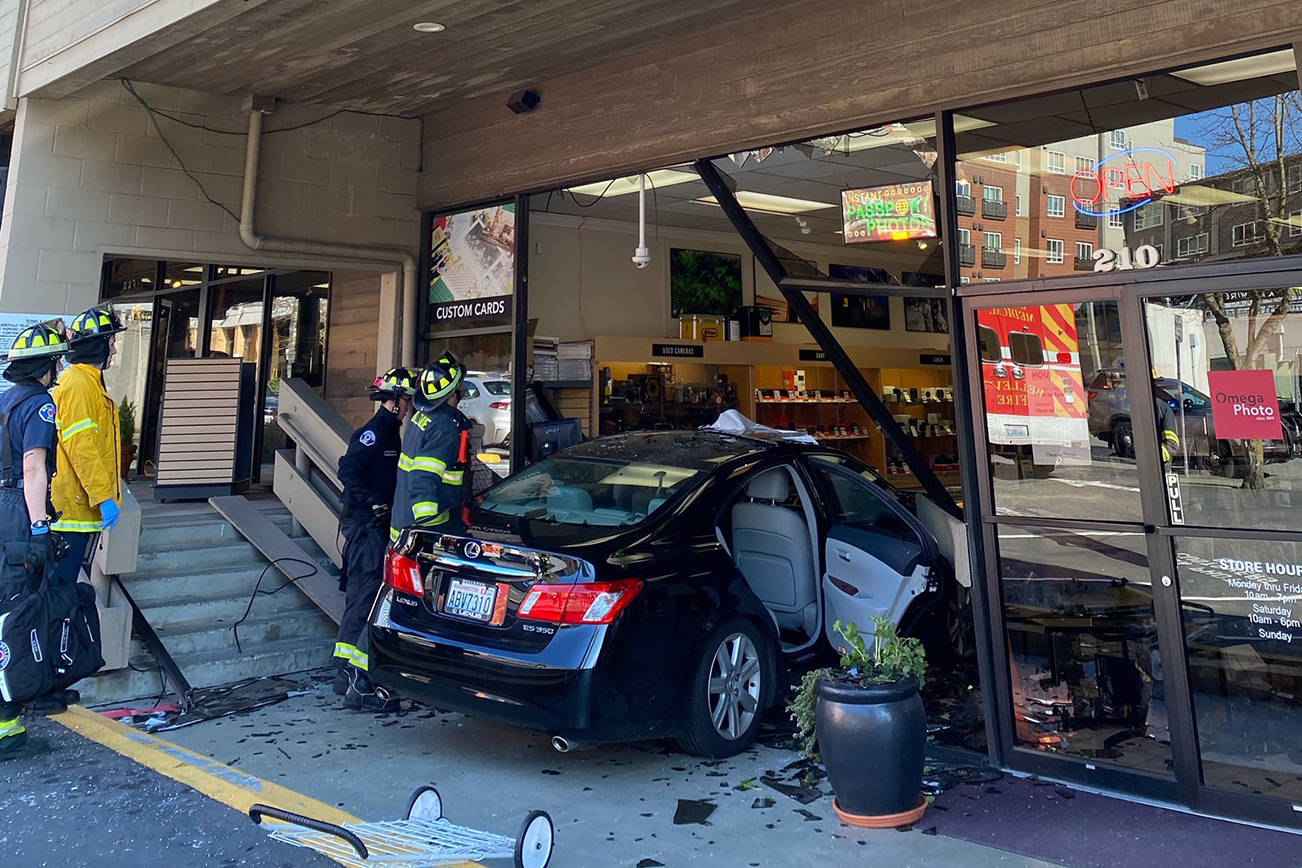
[0,79,421,314]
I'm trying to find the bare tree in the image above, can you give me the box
[1197,95,1302,489]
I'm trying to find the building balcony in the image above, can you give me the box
[958,243,976,266]
[1075,212,1098,230]
[1074,256,1095,271]
[982,248,1007,268]
[956,195,976,216]
[981,199,1008,220]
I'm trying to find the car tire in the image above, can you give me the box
[678,617,772,758]
[1112,419,1134,459]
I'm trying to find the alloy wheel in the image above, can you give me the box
[706,632,762,740]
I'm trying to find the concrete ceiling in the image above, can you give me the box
[118,0,808,115]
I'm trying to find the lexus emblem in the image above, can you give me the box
[463,541,482,559]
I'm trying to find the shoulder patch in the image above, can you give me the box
[0,641,9,671]
[359,430,376,446]
[38,403,56,424]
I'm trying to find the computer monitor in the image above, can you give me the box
[528,418,583,460]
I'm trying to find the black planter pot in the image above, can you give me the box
[815,674,924,818]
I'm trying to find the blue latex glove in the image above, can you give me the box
[98,499,121,530]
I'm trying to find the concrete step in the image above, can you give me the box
[124,565,285,608]
[132,541,267,578]
[139,585,321,630]
[137,512,298,553]
[75,637,334,708]
[133,609,336,659]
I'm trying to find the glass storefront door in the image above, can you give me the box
[963,264,1302,825]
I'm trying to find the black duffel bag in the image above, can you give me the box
[0,569,103,705]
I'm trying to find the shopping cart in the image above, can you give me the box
[249,786,555,868]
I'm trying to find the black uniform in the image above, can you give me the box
[390,403,472,541]
[334,406,402,673]
[1156,396,1179,465]
[0,384,58,729]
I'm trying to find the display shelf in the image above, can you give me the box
[541,380,593,389]
[812,434,871,442]
[756,397,856,405]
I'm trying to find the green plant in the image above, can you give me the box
[789,616,927,757]
[119,397,137,446]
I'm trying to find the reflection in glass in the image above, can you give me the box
[999,526,1171,775]
[1176,536,1302,799]
[101,302,152,476]
[979,301,1141,521]
[951,48,1300,284]
[262,272,329,464]
[1144,292,1302,531]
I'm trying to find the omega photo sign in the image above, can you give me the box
[428,203,516,330]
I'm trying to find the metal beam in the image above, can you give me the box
[935,109,1004,767]
[510,193,531,470]
[693,158,958,516]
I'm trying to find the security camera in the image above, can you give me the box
[632,245,651,269]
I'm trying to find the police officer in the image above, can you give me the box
[0,323,72,757]
[51,306,125,585]
[391,351,473,541]
[333,367,416,708]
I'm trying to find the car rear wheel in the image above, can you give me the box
[1112,419,1134,459]
[678,617,770,758]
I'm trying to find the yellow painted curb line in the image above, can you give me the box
[52,705,486,867]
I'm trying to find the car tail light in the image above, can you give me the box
[384,548,424,595]
[489,401,511,409]
[1056,351,1072,364]
[518,579,642,625]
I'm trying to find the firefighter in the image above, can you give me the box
[50,307,124,586]
[1,323,73,757]
[332,367,416,705]
[390,351,473,542]
[1154,366,1180,467]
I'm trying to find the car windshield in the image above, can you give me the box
[478,432,757,527]
[483,381,510,396]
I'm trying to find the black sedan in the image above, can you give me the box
[369,431,965,757]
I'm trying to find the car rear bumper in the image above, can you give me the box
[368,596,676,743]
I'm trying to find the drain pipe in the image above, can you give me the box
[239,106,418,366]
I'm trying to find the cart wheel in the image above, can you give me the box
[514,810,554,868]
[405,785,443,822]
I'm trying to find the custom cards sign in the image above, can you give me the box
[1207,369,1283,440]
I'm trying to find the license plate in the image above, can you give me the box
[443,578,501,624]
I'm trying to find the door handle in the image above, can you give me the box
[837,550,852,562]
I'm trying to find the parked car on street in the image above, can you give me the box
[369,430,968,757]
[459,373,512,446]
[1086,368,1295,472]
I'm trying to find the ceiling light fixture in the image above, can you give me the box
[1170,49,1295,86]
[412,22,446,33]
[796,217,812,235]
[565,169,698,198]
[696,191,837,214]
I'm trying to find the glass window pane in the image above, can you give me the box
[999,525,1170,773]
[1175,535,1302,799]
[978,301,1141,521]
[102,259,156,299]
[263,272,330,464]
[953,48,1300,284]
[1144,290,1302,531]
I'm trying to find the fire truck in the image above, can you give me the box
[977,304,1090,473]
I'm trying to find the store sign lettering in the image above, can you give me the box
[1070,148,1177,217]
[1206,369,1283,440]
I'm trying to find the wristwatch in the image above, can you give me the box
[31,519,50,533]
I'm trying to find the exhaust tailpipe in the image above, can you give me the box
[551,735,571,753]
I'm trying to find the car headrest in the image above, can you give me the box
[546,485,593,511]
[647,497,667,514]
[746,469,790,502]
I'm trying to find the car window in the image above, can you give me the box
[1008,332,1044,366]
[978,325,1002,362]
[811,460,917,542]
[463,383,480,399]
[483,381,510,396]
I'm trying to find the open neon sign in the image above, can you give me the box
[1070,147,1177,217]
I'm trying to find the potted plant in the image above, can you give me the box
[791,616,928,828]
[119,397,137,478]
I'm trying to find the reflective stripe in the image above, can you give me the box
[442,470,464,485]
[352,651,369,671]
[60,418,97,440]
[389,527,400,542]
[0,717,24,739]
[1163,430,1180,445]
[399,453,448,474]
[418,513,450,527]
[333,642,356,662]
[51,518,105,532]
[411,501,441,520]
